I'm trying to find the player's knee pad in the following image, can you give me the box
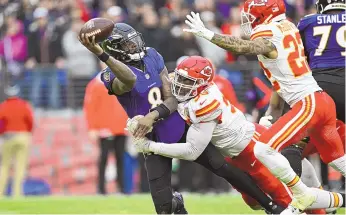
[301,158,321,188]
[253,142,271,161]
[281,145,303,176]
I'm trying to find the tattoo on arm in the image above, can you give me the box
[211,33,276,55]
[106,56,137,95]
[160,67,178,113]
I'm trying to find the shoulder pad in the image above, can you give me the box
[188,93,222,124]
[297,14,317,31]
[146,47,165,73]
[250,24,275,41]
[304,13,316,18]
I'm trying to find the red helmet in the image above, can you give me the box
[172,56,214,102]
[241,0,286,35]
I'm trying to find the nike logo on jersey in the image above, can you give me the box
[148,83,156,88]
[200,100,207,105]
[251,160,256,167]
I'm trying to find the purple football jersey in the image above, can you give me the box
[100,47,185,143]
[298,12,346,69]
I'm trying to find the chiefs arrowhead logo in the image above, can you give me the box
[200,66,213,81]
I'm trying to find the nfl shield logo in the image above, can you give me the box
[272,7,279,12]
[103,72,110,82]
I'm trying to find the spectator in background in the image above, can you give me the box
[195,11,226,67]
[166,22,201,62]
[103,6,124,23]
[158,7,172,30]
[62,17,96,108]
[0,15,27,85]
[136,4,169,54]
[83,70,128,194]
[0,85,33,197]
[221,5,242,63]
[26,7,65,109]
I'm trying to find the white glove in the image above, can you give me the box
[126,115,144,135]
[133,137,151,153]
[259,115,273,128]
[183,11,215,41]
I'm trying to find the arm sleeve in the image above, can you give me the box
[149,121,217,161]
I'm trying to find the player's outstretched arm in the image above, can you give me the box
[137,121,216,161]
[79,34,136,95]
[183,11,277,57]
[211,35,276,56]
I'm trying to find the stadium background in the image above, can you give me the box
[0,0,342,197]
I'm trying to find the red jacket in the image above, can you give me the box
[0,97,34,133]
[83,75,128,136]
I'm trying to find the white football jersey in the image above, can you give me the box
[177,83,255,157]
[250,19,321,106]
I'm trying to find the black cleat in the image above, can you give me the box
[173,192,188,214]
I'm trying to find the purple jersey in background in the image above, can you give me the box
[100,47,185,143]
[298,12,346,69]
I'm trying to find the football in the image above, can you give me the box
[79,18,114,43]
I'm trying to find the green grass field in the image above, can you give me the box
[0,194,344,214]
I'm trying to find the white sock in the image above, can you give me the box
[301,158,321,188]
[253,142,308,194]
[328,155,346,177]
[308,188,343,209]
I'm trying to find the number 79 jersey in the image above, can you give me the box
[251,20,321,106]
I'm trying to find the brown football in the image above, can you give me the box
[79,18,114,43]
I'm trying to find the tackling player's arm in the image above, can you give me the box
[265,91,285,122]
[79,34,136,95]
[146,121,216,161]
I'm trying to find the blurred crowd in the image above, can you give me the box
[0,0,317,110]
[0,0,340,196]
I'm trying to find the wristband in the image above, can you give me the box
[98,52,110,62]
[150,103,170,120]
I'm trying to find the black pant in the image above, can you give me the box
[98,135,126,194]
[312,67,345,122]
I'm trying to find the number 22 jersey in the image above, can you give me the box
[100,47,185,143]
[250,19,321,106]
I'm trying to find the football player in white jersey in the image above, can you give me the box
[181,0,345,211]
[129,56,345,214]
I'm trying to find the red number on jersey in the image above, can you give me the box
[283,32,310,77]
[259,61,281,91]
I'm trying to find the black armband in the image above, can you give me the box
[150,103,171,120]
[97,52,110,63]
